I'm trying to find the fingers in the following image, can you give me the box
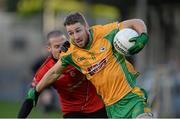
[27,88,35,99]
[129,48,141,55]
[128,33,148,55]
[26,88,40,106]
[128,45,136,53]
[128,44,143,55]
[129,37,137,42]
[64,41,70,48]
[60,41,70,53]
[61,46,68,52]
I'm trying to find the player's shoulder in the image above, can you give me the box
[60,43,77,58]
[90,24,103,31]
[89,25,102,38]
[90,22,118,36]
[91,22,118,29]
[43,56,54,63]
[36,56,55,74]
[42,56,55,66]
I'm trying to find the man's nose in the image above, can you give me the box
[74,33,79,40]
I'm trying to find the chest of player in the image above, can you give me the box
[72,38,113,74]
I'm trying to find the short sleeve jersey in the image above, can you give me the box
[61,22,139,106]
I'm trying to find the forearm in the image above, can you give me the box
[36,69,62,92]
[17,99,33,118]
[17,88,39,118]
[36,60,64,92]
[120,19,147,34]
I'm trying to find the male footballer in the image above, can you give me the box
[34,12,152,118]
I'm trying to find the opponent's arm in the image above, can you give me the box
[36,59,65,92]
[17,99,34,118]
[17,86,40,118]
[18,59,65,118]
[17,77,40,118]
[119,19,148,55]
[18,41,69,118]
[17,64,62,118]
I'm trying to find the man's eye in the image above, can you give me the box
[55,45,60,48]
[68,32,73,36]
[76,29,81,33]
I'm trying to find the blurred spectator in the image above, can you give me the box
[139,53,180,117]
[38,87,57,116]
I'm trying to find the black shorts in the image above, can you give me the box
[63,107,108,118]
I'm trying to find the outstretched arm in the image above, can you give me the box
[17,78,40,118]
[17,89,39,118]
[17,59,65,118]
[17,99,33,118]
[36,59,65,92]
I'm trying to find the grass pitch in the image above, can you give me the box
[0,101,62,118]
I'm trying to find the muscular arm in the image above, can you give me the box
[119,19,148,55]
[36,59,65,92]
[119,19,147,34]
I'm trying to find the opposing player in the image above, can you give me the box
[35,12,152,118]
[17,30,107,118]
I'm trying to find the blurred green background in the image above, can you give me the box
[0,101,62,118]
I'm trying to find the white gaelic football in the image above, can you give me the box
[113,28,139,55]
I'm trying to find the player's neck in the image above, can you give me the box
[51,55,58,62]
[83,34,90,49]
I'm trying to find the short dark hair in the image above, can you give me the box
[63,12,87,26]
[47,30,64,40]
[46,30,64,45]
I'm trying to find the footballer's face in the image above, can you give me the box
[48,35,67,59]
[66,22,89,48]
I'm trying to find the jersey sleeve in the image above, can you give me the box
[102,22,124,31]
[61,53,82,73]
[61,54,75,69]
[118,22,124,30]
[31,69,47,87]
[61,56,69,67]
[101,22,118,33]
[31,62,51,87]
[91,22,125,39]
[60,45,79,70]
[98,22,117,36]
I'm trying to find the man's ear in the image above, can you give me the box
[47,46,51,52]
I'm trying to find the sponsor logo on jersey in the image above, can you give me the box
[99,47,106,52]
[89,52,96,60]
[87,57,108,76]
[77,57,86,62]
